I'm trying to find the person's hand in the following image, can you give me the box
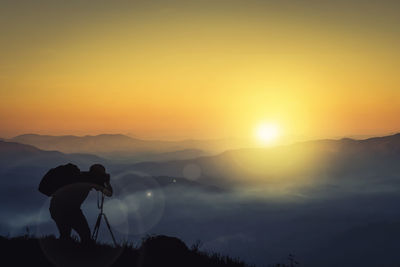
[92,182,113,197]
[103,181,113,197]
[102,188,112,197]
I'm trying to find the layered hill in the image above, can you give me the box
[8,134,250,161]
[0,140,105,171]
[128,133,400,189]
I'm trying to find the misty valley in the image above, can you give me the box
[1,134,400,266]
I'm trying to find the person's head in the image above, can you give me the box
[88,164,110,186]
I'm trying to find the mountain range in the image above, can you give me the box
[127,133,400,190]
[3,133,400,190]
[1,133,400,266]
[7,134,252,162]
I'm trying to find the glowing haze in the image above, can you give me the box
[1,0,399,142]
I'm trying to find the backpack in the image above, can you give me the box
[38,163,81,196]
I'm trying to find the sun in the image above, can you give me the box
[255,123,279,145]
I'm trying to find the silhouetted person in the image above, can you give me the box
[49,164,113,243]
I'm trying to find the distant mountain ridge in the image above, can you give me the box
[0,140,106,171]
[7,134,249,161]
[0,140,222,192]
[3,133,400,190]
[127,133,400,188]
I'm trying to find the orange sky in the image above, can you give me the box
[1,0,400,141]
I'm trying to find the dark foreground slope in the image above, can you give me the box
[0,235,253,267]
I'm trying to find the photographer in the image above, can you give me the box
[49,164,113,244]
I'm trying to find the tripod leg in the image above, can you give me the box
[102,214,118,247]
[92,213,102,242]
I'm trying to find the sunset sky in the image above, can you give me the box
[1,0,399,141]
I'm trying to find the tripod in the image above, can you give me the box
[92,191,118,246]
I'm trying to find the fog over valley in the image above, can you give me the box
[1,134,400,266]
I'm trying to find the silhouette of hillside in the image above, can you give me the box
[0,234,253,267]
